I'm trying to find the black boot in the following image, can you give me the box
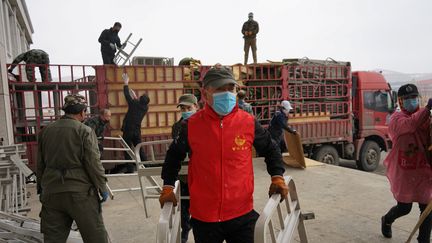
[381,216,392,238]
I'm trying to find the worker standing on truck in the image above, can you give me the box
[84,109,112,156]
[171,94,198,243]
[241,12,259,65]
[237,90,254,114]
[37,94,109,243]
[98,22,124,65]
[8,49,52,82]
[268,100,296,152]
[112,73,149,174]
[160,65,288,243]
[381,84,432,242]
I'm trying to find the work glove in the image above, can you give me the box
[122,73,129,85]
[426,98,432,110]
[109,43,116,51]
[159,185,177,208]
[100,191,109,203]
[268,176,289,202]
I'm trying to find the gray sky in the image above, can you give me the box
[27,0,432,73]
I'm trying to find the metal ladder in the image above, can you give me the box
[101,136,137,199]
[114,33,143,66]
[254,176,315,243]
[134,140,177,218]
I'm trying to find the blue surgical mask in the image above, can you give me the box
[212,91,237,116]
[403,98,419,113]
[181,111,195,120]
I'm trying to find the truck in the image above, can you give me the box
[6,58,396,172]
[243,58,396,171]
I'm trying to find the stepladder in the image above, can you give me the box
[101,135,137,199]
[114,33,142,66]
[254,176,315,243]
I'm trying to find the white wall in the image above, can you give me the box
[0,0,33,145]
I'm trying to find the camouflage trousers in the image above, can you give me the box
[25,65,52,82]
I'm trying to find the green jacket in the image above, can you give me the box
[37,116,108,194]
[84,116,108,141]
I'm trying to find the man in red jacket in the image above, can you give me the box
[160,65,288,243]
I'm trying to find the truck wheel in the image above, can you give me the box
[313,145,340,166]
[357,141,380,172]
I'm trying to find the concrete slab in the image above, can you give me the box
[26,159,424,242]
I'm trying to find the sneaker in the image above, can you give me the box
[381,216,392,238]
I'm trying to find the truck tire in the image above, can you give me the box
[357,141,380,172]
[312,145,340,166]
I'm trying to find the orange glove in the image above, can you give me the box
[159,186,177,208]
[268,176,289,202]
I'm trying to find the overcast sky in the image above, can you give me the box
[26,0,432,73]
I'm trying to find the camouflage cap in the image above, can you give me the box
[202,65,237,88]
[177,94,198,107]
[62,94,87,111]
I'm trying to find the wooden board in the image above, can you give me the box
[283,131,306,168]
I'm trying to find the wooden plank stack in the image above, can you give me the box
[0,144,34,215]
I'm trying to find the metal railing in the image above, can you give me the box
[254,176,314,243]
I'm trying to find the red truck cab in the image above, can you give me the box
[351,71,396,170]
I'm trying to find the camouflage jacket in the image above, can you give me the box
[9,49,50,70]
[37,116,108,194]
[84,116,108,141]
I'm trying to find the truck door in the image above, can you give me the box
[362,90,391,132]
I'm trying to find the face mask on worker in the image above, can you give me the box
[212,91,236,116]
[181,111,195,120]
[403,98,419,113]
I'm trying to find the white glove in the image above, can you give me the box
[122,73,129,85]
[109,43,116,51]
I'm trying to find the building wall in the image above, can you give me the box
[0,0,33,145]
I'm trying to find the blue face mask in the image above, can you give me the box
[181,111,195,120]
[212,91,237,116]
[403,98,419,113]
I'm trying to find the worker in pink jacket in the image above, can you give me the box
[381,83,432,242]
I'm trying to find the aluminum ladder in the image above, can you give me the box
[254,176,315,243]
[101,136,137,199]
[114,33,142,66]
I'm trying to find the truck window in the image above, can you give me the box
[363,91,389,112]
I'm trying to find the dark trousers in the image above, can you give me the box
[102,52,115,65]
[180,180,191,243]
[121,129,147,172]
[191,210,259,243]
[384,202,432,243]
[244,38,257,65]
[40,191,108,243]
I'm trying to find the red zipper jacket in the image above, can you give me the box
[162,104,285,222]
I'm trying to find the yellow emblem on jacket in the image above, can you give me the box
[232,135,248,151]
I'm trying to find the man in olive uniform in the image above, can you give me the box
[37,94,109,243]
[84,108,112,155]
[98,22,124,65]
[171,94,199,243]
[241,12,259,65]
[8,49,52,82]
